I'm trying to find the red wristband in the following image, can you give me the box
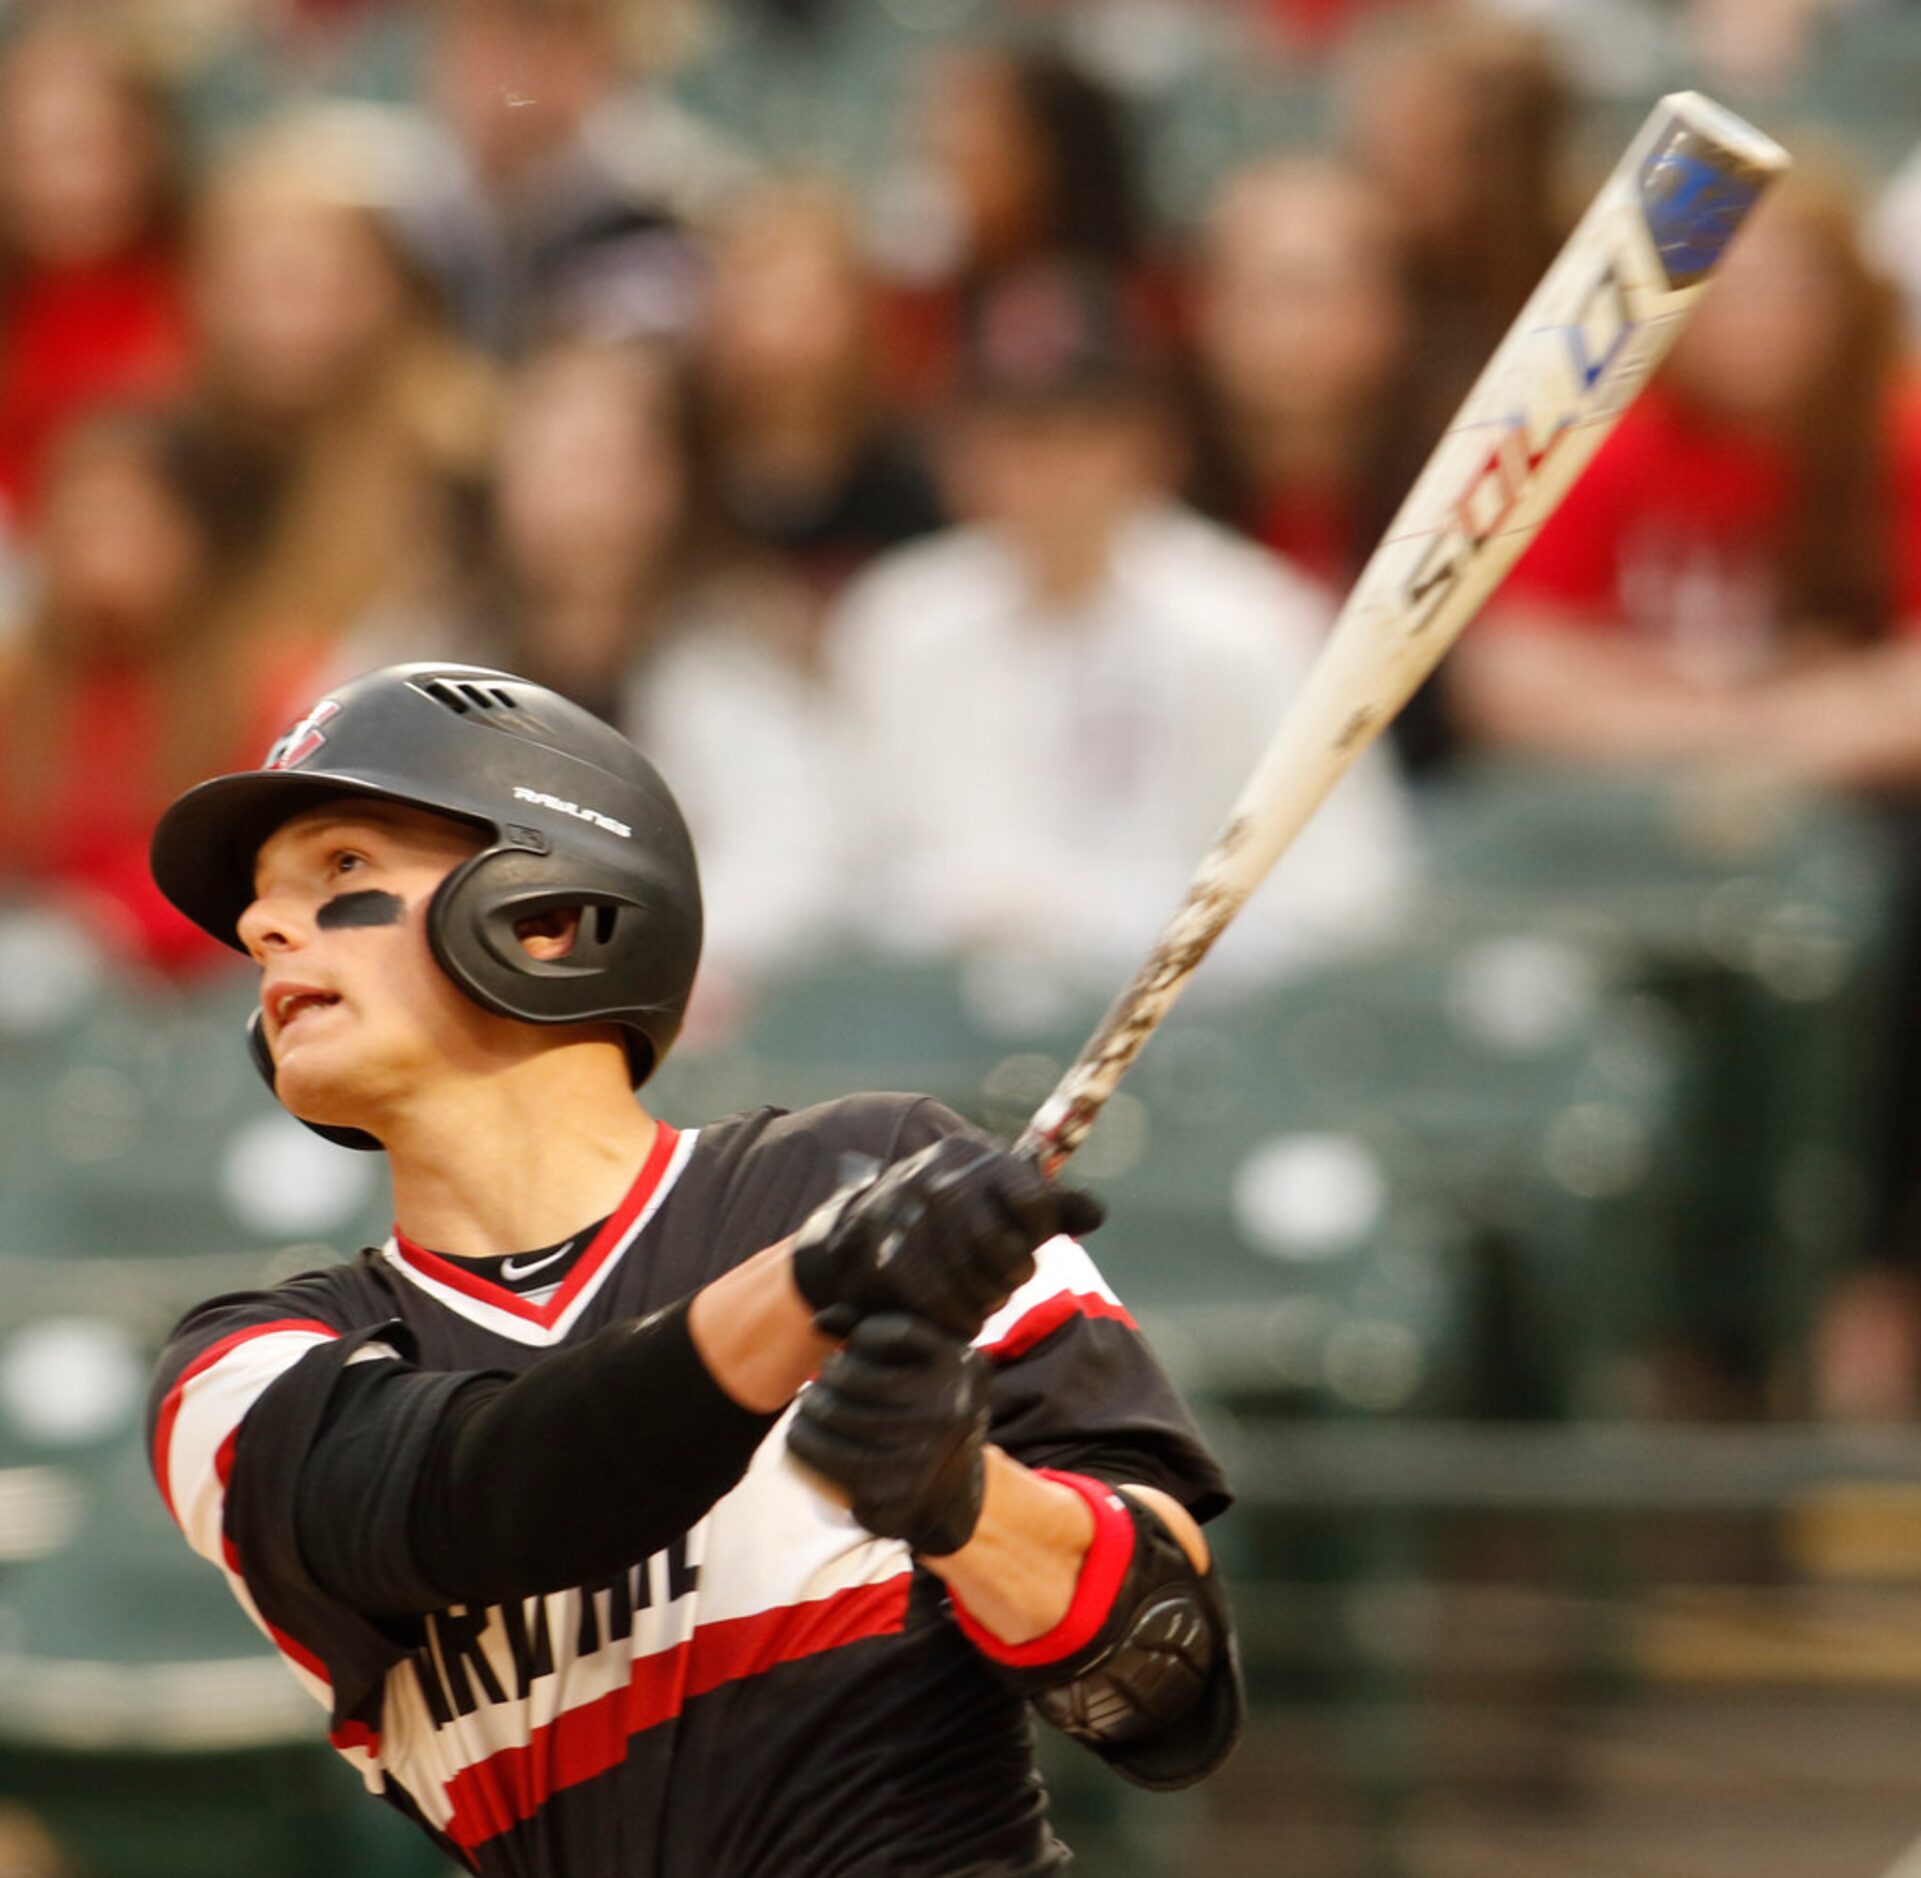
[947,1469,1138,1669]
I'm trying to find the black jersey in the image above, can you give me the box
[148,1094,1228,1877]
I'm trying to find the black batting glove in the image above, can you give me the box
[790,1136,1105,1341]
[788,1314,991,1557]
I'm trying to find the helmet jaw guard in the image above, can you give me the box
[152,663,704,1152]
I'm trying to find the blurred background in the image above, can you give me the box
[4,0,1921,1872]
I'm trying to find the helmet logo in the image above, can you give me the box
[511,784,632,839]
[265,699,342,772]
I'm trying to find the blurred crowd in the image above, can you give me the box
[4,1,1921,1369]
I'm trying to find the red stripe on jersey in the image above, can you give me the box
[391,1122,681,1328]
[331,1719,381,1755]
[150,1317,340,1522]
[441,1574,912,1852]
[215,1520,335,1693]
[266,1618,333,1690]
[978,1291,1137,1362]
[153,1319,346,1694]
[209,1517,334,1690]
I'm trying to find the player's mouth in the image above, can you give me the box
[264,981,343,1040]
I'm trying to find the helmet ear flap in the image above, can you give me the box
[427,846,679,1081]
[243,1009,383,1152]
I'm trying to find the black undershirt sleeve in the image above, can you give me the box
[295,1296,780,1617]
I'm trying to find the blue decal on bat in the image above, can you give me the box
[1638,133,1765,290]
[1566,263,1631,390]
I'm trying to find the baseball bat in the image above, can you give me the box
[1017,91,1789,1176]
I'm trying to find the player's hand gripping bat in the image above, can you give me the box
[1017,91,1789,1177]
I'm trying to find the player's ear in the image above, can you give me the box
[514,906,581,962]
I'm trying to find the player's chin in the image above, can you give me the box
[274,1041,380,1136]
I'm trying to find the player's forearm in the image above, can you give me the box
[301,1251,846,1618]
[297,1296,786,1613]
[919,1449,1209,1646]
[688,1237,836,1413]
[917,1449,1093,1641]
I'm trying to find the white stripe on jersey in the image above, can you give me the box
[973,1235,1126,1355]
[160,1326,342,1566]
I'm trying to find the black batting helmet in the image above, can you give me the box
[150,662,703,1148]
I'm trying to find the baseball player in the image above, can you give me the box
[146,663,1242,1875]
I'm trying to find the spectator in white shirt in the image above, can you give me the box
[826,260,1417,991]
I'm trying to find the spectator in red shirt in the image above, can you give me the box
[1455,168,1921,783]
[1454,166,1921,1419]
[0,408,323,975]
[0,22,194,526]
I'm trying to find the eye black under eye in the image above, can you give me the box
[316,889,407,931]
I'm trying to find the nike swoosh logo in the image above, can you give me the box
[500,1246,576,1282]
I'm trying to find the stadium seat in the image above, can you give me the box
[1078,933,1689,1418]
[0,956,389,1307]
[1422,764,1898,1391]
[654,947,1109,1136]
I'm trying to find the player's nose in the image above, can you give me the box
[236,888,313,962]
